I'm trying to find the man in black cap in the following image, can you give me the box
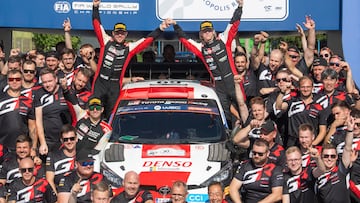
[57,150,110,203]
[91,0,171,119]
[45,51,60,72]
[169,0,244,128]
[280,16,316,78]
[233,118,285,167]
[311,56,328,94]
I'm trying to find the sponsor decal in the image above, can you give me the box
[194,145,205,150]
[158,186,171,195]
[287,175,300,193]
[187,194,209,202]
[147,148,185,156]
[128,100,141,105]
[156,198,170,203]
[142,145,190,158]
[54,1,71,13]
[0,98,18,115]
[188,106,212,112]
[133,145,141,149]
[143,161,192,171]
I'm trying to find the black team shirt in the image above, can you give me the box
[234,160,283,203]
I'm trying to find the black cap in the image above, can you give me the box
[45,51,59,59]
[313,57,328,67]
[76,150,95,162]
[287,46,301,54]
[260,120,276,134]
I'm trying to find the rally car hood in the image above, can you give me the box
[100,142,227,189]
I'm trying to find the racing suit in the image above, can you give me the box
[173,5,244,127]
[92,6,164,119]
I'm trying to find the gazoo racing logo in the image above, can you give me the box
[143,160,192,171]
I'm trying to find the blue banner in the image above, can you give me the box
[342,0,360,84]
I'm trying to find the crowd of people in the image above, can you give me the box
[0,0,359,202]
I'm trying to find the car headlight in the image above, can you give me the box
[200,161,233,187]
[101,162,123,188]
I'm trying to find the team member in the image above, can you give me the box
[91,181,111,203]
[282,146,325,203]
[229,139,283,203]
[34,68,71,155]
[232,97,269,143]
[111,171,154,203]
[315,114,355,203]
[21,60,41,156]
[92,0,170,119]
[234,51,258,106]
[75,98,111,153]
[234,119,285,167]
[265,69,295,144]
[232,96,284,166]
[21,60,39,92]
[57,48,77,86]
[167,180,188,203]
[0,135,43,185]
[311,57,327,94]
[46,124,77,194]
[208,181,229,203]
[34,50,46,68]
[7,157,57,203]
[62,82,112,154]
[64,67,93,109]
[45,51,60,72]
[324,101,351,155]
[0,70,35,151]
[63,18,97,74]
[255,49,284,98]
[275,76,328,147]
[0,55,22,81]
[57,150,110,203]
[170,0,244,127]
[315,69,353,122]
[298,123,318,168]
[348,109,360,201]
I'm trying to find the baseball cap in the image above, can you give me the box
[45,51,59,60]
[76,150,95,162]
[88,97,102,106]
[200,21,214,32]
[287,46,301,54]
[260,120,276,134]
[313,57,328,67]
[113,23,127,32]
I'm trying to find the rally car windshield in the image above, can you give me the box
[110,99,227,144]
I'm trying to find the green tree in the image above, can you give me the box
[32,33,81,52]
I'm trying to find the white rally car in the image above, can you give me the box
[98,80,233,203]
